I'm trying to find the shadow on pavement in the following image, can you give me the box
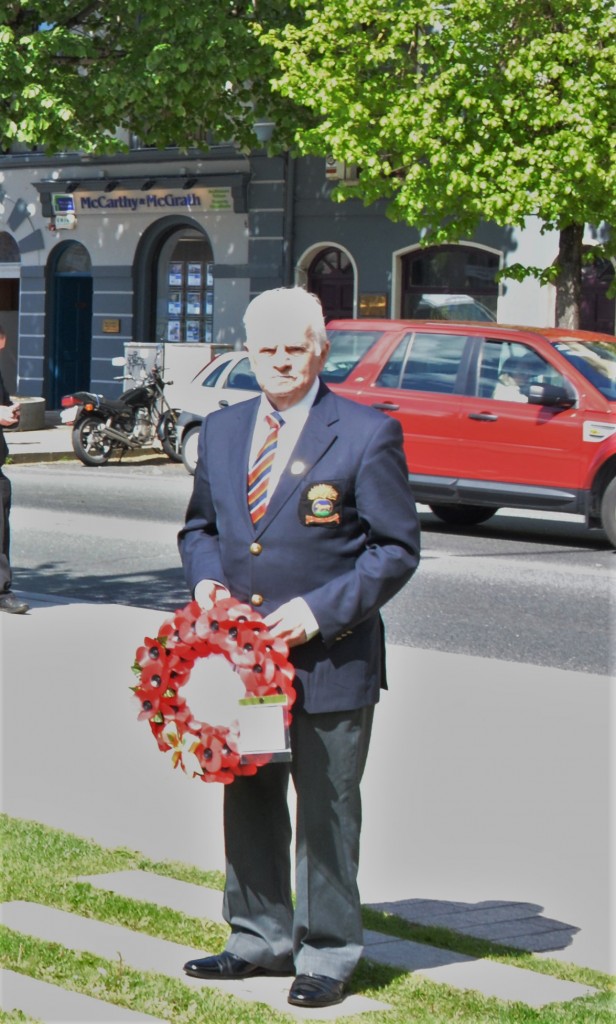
[367,897,580,954]
[13,562,189,612]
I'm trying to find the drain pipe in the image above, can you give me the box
[283,151,296,287]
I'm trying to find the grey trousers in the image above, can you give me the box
[222,704,374,981]
[0,471,12,593]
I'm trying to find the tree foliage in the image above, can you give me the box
[0,0,292,153]
[1,1,615,324]
[263,0,616,324]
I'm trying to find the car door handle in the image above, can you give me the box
[218,399,229,407]
[468,412,499,421]
[372,402,400,411]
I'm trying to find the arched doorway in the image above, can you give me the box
[580,252,615,334]
[133,220,214,344]
[307,247,354,321]
[47,242,92,408]
[400,244,499,321]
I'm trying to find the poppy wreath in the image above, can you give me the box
[131,597,296,784]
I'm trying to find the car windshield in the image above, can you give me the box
[323,329,383,382]
[552,338,616,400]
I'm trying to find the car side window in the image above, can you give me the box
[323,330,382,382]
[201,361,228,388]
[479,341,565,403]
[376,332,468,393]
[225,358,259,391]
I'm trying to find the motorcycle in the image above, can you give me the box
[61,356,181,467]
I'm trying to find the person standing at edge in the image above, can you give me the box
[0,326,28,614]
[178,287,420,1008]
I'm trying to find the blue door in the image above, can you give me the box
[49,271,92,408]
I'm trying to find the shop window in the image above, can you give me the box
[156,230,214,343]
[401,245,499,321]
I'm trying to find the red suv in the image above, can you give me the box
[323,320,616,546]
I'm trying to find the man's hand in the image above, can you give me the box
[194,579,231,611]
[0,403,20,428]
[264,598,313,648]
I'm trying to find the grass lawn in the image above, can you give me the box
[1,814,614,1023]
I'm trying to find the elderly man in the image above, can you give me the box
[178,287,420,1008]
[0,325,28,614]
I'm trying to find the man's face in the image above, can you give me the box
[246,324,330,410]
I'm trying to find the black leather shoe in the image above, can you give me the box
[288,973,346,1007]
[0,592,29,614]
[183,951,265,979]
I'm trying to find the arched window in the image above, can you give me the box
[0,232,20,322]
[401,245,499,321]
[307,246,354,321]
[55,242,92,274]
[0,232,20,262]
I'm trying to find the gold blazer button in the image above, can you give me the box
[249,542,262,555]
[251,593,264,606]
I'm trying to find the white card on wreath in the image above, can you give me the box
[237,695,291,761]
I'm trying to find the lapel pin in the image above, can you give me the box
[290,461,306,475]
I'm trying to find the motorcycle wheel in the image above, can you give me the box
[159,409,182,462]
[72,416,115,466]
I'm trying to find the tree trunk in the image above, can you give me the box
[554,224,583,328]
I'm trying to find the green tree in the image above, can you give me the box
[263,0,616,326]
[0,0,291,155]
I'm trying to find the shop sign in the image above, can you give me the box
[54,213,77,230]
[75,187,233,214]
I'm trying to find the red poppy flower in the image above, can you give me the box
[135,637,167,670]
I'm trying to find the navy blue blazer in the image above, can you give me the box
[178,383,421,713]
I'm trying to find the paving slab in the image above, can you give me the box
[363,932,597,1007]
[77,871,598,1008]
[1,902,390,1020]
[1,968,169,1023]
[77,871,225,924]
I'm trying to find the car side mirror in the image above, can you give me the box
[528,382,576,408]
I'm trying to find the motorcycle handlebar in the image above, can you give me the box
[113,372,173,385]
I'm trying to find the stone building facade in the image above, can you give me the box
[0,142,613,404]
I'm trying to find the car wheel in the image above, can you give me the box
[428,504,497,527]
[181,425,201,475]
[600,477,616,548]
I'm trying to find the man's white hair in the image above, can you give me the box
[243,287,328,353]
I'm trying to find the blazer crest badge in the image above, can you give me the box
[300,483,341,526]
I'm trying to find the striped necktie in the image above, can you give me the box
[247,411,284,524]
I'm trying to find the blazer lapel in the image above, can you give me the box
[226,399,260,532]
